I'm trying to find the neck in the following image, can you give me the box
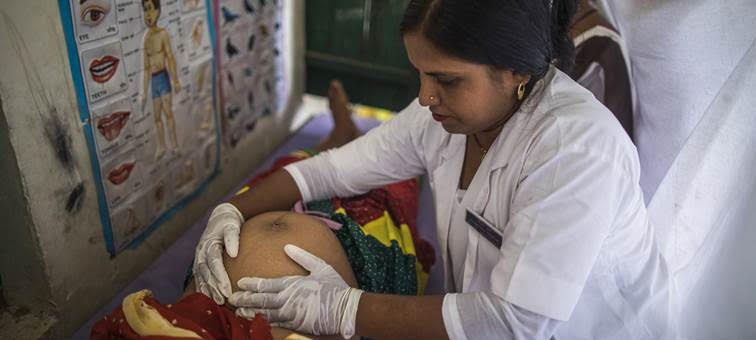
[474,125,504,150]
[473,99,522,149]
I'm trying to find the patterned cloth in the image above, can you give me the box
[237,149,435,295]
[91,290,273,340]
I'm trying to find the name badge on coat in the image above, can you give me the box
[465,208,502,248]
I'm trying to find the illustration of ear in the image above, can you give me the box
[80,0,112,27]
[221,6,240,26]
[191,19,204,47]
[124,208,142,236]
[97,110,131,142]
[195,64,208,90]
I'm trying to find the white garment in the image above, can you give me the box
[596,0,756,201]
[647,40,756,339]
[285,67,672,339]
[448,189,468,292]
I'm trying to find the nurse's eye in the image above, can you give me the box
[435,76,458,87]
[81,5,108,26]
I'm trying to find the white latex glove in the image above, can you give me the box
[193,202,243,304]
[230,244,363,339]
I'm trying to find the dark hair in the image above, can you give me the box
[143,0,161,11]
[400,0,576,84]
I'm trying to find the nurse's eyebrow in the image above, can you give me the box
[80,0,88,3]
[425,71,461,78]
[409,65,460,78]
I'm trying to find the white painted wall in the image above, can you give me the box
[0,0,305,337]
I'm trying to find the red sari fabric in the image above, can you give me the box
[91,292,272,340]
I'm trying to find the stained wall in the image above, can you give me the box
[0,0,305,337]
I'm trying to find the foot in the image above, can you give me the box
[155,145,166,160]
[326,80,359,146]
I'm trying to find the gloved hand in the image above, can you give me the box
[230,244,364,339]
[193,202,244,305]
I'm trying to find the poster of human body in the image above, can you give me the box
[61,0,220,255]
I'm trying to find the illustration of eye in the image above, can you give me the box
[80,0,112,27]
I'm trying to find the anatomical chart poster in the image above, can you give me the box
[60,0,220,255]
[215,0,287,146]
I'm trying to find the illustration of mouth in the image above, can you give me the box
[96,111,130,141]
[108,162,135,185]
[89,55,120,83]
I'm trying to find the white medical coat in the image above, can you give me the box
[286,67,672,339]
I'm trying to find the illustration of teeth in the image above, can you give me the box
[89,56,119,83]
[91,60,115,76]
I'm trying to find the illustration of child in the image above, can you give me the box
[141,0,181,159]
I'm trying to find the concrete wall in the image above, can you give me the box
[0,0,305,337]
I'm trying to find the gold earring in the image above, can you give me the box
[517,82,526,100]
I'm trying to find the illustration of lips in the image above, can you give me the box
[89,55,120,83]
[108,162,135,185]
[97,111,130,141]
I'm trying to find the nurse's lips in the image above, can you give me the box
[431,111,449,122]
[89,55,120,83]
[97,111,131,141]
[108,162,135,185]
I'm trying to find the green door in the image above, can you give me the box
[305,0,418,111]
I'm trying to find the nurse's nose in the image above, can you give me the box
[417,78,439,107]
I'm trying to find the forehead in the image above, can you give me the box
[403,32,477,74]
[143,0,155,9]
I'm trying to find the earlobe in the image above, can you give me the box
[513,73,531,86]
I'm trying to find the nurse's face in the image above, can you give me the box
[404,32,528,135]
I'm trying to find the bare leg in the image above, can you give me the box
[161,93,179,152]
[314,80,360,152]
[153,97,166,159]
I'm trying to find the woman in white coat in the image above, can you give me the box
[194,0,673,338]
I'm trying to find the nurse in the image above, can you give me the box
[194,0,672,338]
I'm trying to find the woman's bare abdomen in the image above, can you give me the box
[223,211,358,292]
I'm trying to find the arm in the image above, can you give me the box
[285,99,430,202]
[355,293,447,339]
[163,31,181,92]
[142,43,151,109]
[228,169,303,221]
[233,252,558,339]
[357,292,560,339]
